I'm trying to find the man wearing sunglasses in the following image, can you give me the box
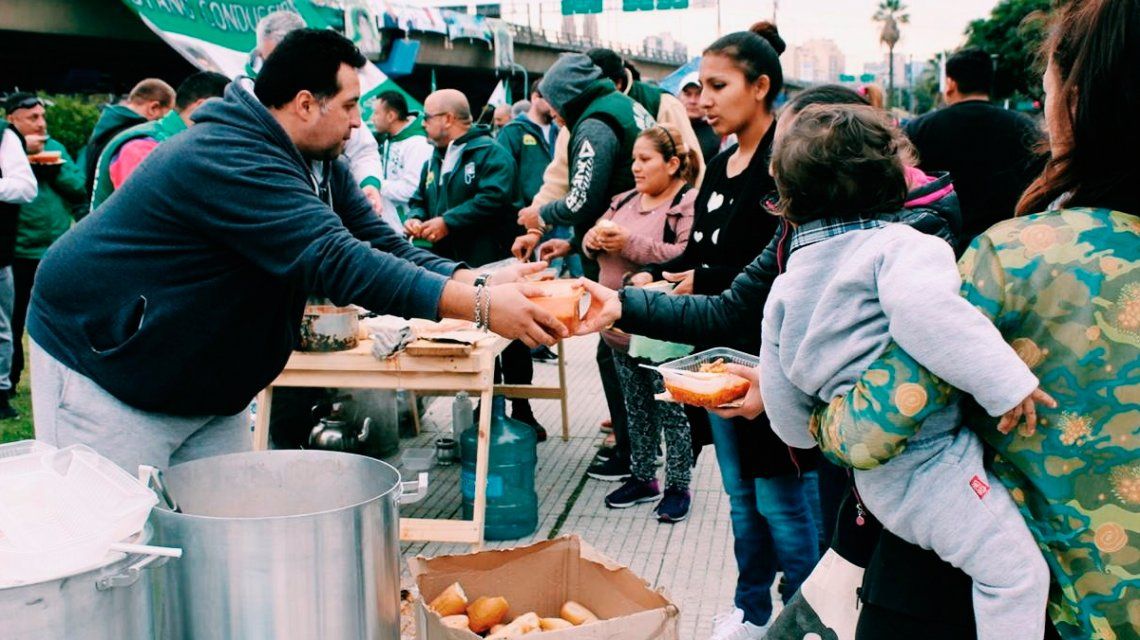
[4,94,86,408]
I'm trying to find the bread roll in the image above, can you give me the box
[486,612,541,639]
[663,373,750,408]
[440,615,470,629]
[428,582,468,616]
[489,624,506,634]
[466,596,510,633]
[539,617,576,631]
[560,601,599,625]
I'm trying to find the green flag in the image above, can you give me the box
[117,0,421,115]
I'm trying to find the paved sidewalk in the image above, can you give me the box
[392,334,762,639]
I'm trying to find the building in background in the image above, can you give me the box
[788,39,846,84]
[643,32,688,60]
[863,52,911,91]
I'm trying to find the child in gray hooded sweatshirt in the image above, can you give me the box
[759,104,1053,640]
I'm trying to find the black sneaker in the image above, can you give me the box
[512,409,548,443]
[531,345,558,363]
[0,394,19,420]
[605,478,661,508]
[587,456,630,481]
[655,487,691,523]
[594,445,615,461]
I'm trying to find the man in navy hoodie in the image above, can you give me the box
[27,30,563,472]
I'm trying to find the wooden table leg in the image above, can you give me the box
[557,340,570,442]
[471,387,493,549]
[252,388,272,451]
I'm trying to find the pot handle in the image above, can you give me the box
[95,552,172,591]
[139,464,181,513]
[399,472,429,505]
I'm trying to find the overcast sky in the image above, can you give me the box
[527,0,1002,72]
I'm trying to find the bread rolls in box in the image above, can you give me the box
[429,582,468,617]
[467,596,511,633]
[560,601,599,625]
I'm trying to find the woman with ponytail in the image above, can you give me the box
[582,123,699,520]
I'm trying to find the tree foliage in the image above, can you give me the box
[42,94,103,157]
[965,0,1053,101]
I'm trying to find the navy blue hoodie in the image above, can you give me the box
[28,82,458,416]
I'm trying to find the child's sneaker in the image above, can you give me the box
[655,487,691,522]
[604,478,661,508]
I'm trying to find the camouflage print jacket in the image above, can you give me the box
[820,207,1140,639]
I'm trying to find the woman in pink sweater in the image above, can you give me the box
[583,124,700,522]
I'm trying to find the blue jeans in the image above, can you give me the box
[709,414,821,626]
[0,266,14,391]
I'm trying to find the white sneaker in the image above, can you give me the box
[708,607,768,640]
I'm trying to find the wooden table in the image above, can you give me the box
[250,335,568,546]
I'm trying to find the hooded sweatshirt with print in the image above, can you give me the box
[28,82,459,417]
[537,54,655,278]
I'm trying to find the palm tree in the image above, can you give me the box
[873,0,910,108]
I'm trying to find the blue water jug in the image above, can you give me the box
[460,396,538,540]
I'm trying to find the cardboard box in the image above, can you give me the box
[409,536,679,639]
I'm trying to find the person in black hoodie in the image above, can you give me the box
[27,30,565,473]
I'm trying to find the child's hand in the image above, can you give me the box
[997,388,1058,436]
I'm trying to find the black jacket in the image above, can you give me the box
[904,100,1045,251]
[619,172,962,479]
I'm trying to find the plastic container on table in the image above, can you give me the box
[656,347,760,409]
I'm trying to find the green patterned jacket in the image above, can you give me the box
[818,208,1140,639]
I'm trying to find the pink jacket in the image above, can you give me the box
[586,186,697,350]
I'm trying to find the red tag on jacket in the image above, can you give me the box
[970,475,990,499]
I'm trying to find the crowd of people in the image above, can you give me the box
[0,0,1136,637]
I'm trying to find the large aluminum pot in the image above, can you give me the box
[0,527,162,640]
[152,450,405,640]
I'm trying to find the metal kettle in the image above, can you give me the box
[308,401,372,452]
